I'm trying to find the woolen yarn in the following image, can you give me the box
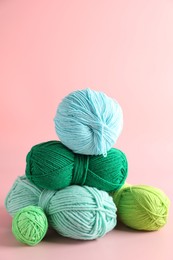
[6,176,117,240]
[25,140,128,191]
[112,184,170,231]
[12,206,48,246]
[54,88,123,156]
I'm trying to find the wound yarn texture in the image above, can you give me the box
[6,176,117,240]
[25,140,128,191]
[112,184,170,231]
[4,87,170,244]
[54,88,123,156]
[12,205,48,246]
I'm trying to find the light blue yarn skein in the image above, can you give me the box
[54,88,123,156]
[5,176,117,240]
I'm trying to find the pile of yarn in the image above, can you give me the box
[5,88,170,246]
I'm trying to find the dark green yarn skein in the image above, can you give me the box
[25,141,128,192]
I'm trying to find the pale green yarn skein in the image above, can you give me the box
[112,184,170,231]
[5,176,117,240]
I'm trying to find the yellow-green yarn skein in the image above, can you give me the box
[112,184,170,231]
[12,206,48,246]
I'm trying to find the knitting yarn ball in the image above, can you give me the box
[54,88,123,156]
[5,177,40,216]
[112,184,170,231]
[46,185,117,240]
[6,177,117,240]
[25,140,128,192]
[12,206,48,246]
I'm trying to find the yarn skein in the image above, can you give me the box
[12,206,48,246]
[5,176,117,240]
[25,140,128,191]
[111,184,170,231]
[54,88,123,156]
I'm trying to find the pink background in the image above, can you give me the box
[0,0,172,259]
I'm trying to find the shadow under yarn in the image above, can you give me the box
[44,228,95,245]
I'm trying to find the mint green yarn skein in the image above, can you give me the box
[25,140,128,192]
[5,176,117,240]
[12,206,48,246]
[112,184,170,231]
